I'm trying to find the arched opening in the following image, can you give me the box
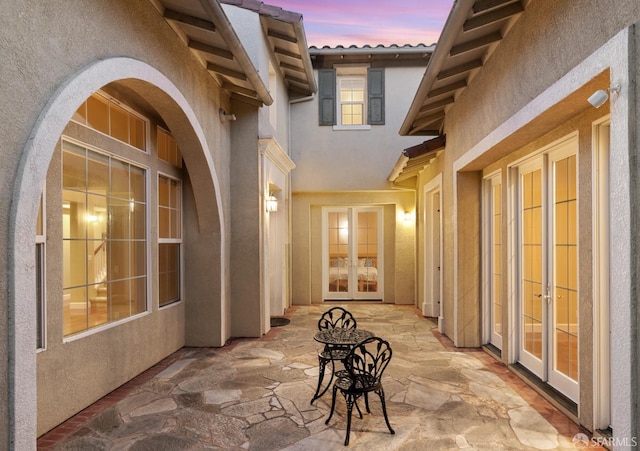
[9,57,226,445]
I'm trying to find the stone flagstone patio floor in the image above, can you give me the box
[38,304,601,450]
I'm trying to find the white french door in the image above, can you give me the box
[515,137,579,402]
[323,207,383,300]
[485,173,503,350]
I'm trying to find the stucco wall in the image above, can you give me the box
[290,66,426,191]
[291,191,415,305]
[414,0,640,436]
[0,0,234,444]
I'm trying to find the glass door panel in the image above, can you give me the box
[327,210,349,293]
[356,211,378,294]
[489,175,503,348]
[549,152,579,399]
[324,207,382,300]
[519,162,545,378]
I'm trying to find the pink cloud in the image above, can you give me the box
[271,0,454,47]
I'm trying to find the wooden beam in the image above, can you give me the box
[450,31,502,56]
[427,80,467,98]
[188,40,233,60]
[164,8,216,32]
[221,82,257,98]
[408,127,441,136]
[411,111,445,131]
[230,92,263,107]
[274,46,302,60]
[437,59,483,80]
[464,1,524,31]
[473,0,516,14]
[280,61,305,73]
[207,62,246,81]
[267,29,297,43]
[418,97,455,114]
[284,74,309,86]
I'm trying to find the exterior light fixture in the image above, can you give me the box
[266,195,278,212]
[219,108,236,122]
[588,84,621,108]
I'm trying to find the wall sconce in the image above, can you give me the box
[588,84,621,108]
[404,211,414,223]
[219,108,237,122]
[266,195,278,212]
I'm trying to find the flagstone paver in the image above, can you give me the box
[40,304,602,450]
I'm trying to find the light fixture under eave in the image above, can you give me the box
[588,84,621,108]
[219,108,237,122]
[266,195,278,212]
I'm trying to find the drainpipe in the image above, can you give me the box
[199,0,273,106]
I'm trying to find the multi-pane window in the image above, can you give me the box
[339,78,365,126]
[158,174,181,307]
[73,93,146,151]
[36,193,46,349]
[318,66,384,127]
[62,140,147,336]
[157,127,182,168]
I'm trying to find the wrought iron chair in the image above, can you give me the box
[310,307,357,404]
[325,336,394,446]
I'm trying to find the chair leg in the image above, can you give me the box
[344,394,355,446]
[325,384,339,425]
[354,397,363,419]
[377,388,395,435]
[364,392,371,413]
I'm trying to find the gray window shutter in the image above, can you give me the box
[318,69,336,126]
[368,68,385,125]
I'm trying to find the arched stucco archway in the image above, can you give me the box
[8,57,227,448]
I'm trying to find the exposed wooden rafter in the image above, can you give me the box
[464,1,524,31]
[188,40,233,60]
[163,8,216,32]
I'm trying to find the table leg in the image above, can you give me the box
[310,356,336,404]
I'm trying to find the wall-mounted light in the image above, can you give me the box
[404,211,414,223]
[588,84,621,108]
[219,108,237,122]
[266,195,278,212]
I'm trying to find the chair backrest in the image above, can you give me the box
[345,337,392,389]
[317,307,357,331]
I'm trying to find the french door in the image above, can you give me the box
[516,137,578,402]
[323,207,383,300]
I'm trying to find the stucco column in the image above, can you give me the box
[454,171,482,347]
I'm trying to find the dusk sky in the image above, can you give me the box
[271,0,456,48]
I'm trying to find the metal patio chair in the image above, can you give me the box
[325,336,395,446]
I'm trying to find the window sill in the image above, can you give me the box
[333,125,371,131]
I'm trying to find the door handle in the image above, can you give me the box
[534,285,552,303]
[534,285,551,304]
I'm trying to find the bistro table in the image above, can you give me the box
[311,328,374,403]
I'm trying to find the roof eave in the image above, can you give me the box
[399,0,476,136]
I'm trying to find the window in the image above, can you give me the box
[36,193,46,350]
[157,127,182,168]
[62,140,147,336]
[73,92,147,151]
[158,174,181,307]
[318,67,385,127]
[339,78,365,125]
